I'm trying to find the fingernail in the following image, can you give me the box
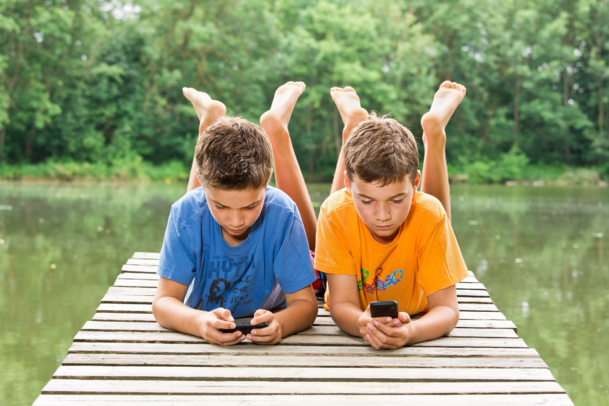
[236,331,242,337]
[373,321,380,327]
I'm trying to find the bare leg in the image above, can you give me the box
[330,87,369,193]
[182,87,227,193]
[260,82,317,250]
[324,87,369,310]
[420,81,466,221]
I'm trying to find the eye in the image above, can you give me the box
[214,204,225,210]
[392,198,405,204]
[360,199,373,205]
[245,204,259,210]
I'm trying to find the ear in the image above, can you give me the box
[343,171,350,192]
[267,169,274,185]
[414,170,421,190]
[196,171,204,187]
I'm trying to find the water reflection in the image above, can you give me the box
[0,182,184,406]
[451,185,609,406]
[0,183,607,405]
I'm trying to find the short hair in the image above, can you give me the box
[195,117,273,190]
[344,113,419,186]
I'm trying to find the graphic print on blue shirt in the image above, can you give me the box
[195,254,256,315]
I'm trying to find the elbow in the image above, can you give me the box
[447,306,460,334]
[151,295,167,327]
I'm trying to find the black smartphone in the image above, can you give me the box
[370,300,398,318]
[219,322,268,334]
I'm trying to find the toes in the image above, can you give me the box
[439,80,452,89]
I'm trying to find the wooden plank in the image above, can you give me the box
[132,252,160,260]
[112,279,159,288]
[33,394,575,406]
[67,342,540,357]
[455,282,487,290]
[41,379,566,395]
[121,264,158,273]
[52,366,556,381]
[118,273,160,280]
[72,331,529,348]
[89,312,516,330]
[456,289,490,297]
[61,353,549,368]
[126,258,159,266]
[81,321,518,338]
[95,303,508,321]
[107,287,157,296]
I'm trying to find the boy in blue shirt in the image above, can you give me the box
[153,82,319,346]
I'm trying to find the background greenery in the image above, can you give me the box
[1,0,609,183]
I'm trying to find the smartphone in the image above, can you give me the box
[370,300,398,318]
[219,322,268,334]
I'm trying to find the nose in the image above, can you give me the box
[376,203,391,221]
[228,209,245,228]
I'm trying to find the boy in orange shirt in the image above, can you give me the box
[314,81,469,349]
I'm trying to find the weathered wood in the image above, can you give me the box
[33,252,573,406]
[72,331,529,348]
[81,321,518,338]
[121,264,158,273]
[33,394,575,406]
[67,342,541,357]
[52,365,555,381]
[61,353,549,368]
[41,379,566,395]
[90,312,516,330]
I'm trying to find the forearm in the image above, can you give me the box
[274,297,318,337]
[152,296,206,337]
[331,302,365,337]
[406,305,459,345]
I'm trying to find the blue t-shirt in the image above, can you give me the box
[157,186,316,318]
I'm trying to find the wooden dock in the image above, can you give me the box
[34,252,573,405]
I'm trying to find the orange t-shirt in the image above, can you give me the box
[314,189,468,315]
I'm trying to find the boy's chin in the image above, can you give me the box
[369,226,399,244]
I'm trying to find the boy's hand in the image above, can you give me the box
[364,311,412,350]
[247,309,282,345]
[198,308,245,346]
[357,304,403,337]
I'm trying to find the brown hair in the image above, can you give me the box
[195,117,273,190]
[344,113,419,186]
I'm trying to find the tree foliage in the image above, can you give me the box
[1,0,608,180]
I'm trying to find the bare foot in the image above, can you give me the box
[182,87,227,135]
[330,87,369,143]
[421,81,466,147]
[259,81,306,139]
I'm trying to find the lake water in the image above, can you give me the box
[1,182,607,405]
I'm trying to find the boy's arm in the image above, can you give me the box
[366,285,459,350]
[248,285,318,345]
[152,277,244,346]
[326,273,371,337]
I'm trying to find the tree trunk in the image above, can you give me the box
[513,73,521,146]
[24,126,37,161]
[563,70,570,165]
[0,125,5,165]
